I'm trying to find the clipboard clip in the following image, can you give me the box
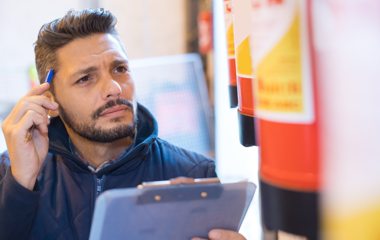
[138,177,220,188]
[136,178,223,205]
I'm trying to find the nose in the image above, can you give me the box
[102,78,122,100]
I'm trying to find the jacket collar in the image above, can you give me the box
[47,103,158,174]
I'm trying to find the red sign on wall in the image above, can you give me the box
[198,11,213,54]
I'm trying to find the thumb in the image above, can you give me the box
[209,229,246,240]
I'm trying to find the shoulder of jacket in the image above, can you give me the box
[154,138,214,166]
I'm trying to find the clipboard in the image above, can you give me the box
[89,178,256,240]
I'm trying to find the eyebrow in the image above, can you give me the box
[72,66,99,78]
[69,58,129,81]
[110,59,129,69]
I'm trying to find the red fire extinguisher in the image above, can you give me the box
[223,0,238,108]
[232,0,256,146]
[250,0,319,239]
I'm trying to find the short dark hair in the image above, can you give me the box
[34,8,121,95]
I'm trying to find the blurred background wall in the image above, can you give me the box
[99,0,187,59]
[0,0,190,103]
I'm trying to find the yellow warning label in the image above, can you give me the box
[226,24,235,58]
[256,10,303,113]
[236,37,253,76]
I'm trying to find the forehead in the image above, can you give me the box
[56,33,127,74]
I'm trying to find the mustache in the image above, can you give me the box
[92,98,134,120]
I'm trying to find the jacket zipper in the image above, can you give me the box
[94,175,107,197]
[96,178,102,197]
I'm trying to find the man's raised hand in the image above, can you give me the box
[192,229,247,240]
[1,83,59,190]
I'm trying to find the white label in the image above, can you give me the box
[250,0,315,123]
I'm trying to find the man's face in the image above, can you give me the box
[52,33,137,143]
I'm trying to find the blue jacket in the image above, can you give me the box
[0,104,217,240]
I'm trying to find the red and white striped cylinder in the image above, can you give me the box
[250,0,319,239]
[223,0,239,108]
[232,0,257,147]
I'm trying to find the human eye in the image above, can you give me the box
[115,66,128,73]
[76,75,90,84]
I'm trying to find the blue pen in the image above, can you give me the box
[45,69,54,84]
[25,70,55,143]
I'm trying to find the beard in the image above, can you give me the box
[58,98,138,143]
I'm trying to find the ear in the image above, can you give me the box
[45,90,60,118]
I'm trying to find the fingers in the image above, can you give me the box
[12,101,53,125]
[23,95,58,110]
[17,110,49,137]
[208,230,246,240]
[2,83,57,143]
[7,90,58,125]
[25,82,51,97]
[3,109,48,144]
[169,177,195,185]
[192,230,246,240]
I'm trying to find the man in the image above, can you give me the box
[0,9,246,240]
